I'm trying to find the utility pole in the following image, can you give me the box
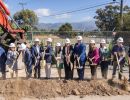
[113,0,124,30]
[19,2,26,10]
[120,0,123,29]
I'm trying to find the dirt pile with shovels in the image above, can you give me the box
[0,79,129,100]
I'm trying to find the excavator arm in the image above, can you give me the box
[0,0,25,41]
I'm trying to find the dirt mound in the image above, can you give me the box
[0,79,129,100]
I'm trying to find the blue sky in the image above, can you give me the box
[4,0,130,23]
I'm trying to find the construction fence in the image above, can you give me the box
[26,31,130,45]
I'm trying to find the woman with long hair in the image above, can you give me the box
[55,43,64,80]
[62,38,73,80]
[88,40,100,80]
[99,39,110,79]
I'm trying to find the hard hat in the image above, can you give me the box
[77,36,83,40]
[90,40,95,44]
[34,38,40,42]
[19,43,26,50]
[47,38,52,42]
[117,37,124,42]
[65,38,70,44]
[9,43,15,48]
[56,42,61,47]
[100,39,106,44]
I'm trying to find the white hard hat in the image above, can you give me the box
[47,38,52,42]
[90,40,95,44]
[117,37,124,42]
[9,43,15,48]
[100,39,106,44]
[34,38,40,42]
[77,36,83,40]
[56,42,61,47]
[65,38,70,44]
[19,43,26,50]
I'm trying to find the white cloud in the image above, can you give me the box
[34,8,50,17]
[55,14,71,19]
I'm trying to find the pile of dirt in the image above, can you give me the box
[0,79,129,100]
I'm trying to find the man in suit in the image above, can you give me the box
[0,45,6,79]
[73,36,87,80]
[31,38,43,78]
[20,43,32,78]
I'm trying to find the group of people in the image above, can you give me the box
[0,35,129,81]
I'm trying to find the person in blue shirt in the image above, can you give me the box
[0,45,6,79]
[31,38,43,79]
[73,36,87,80]
[44,38,53,79]
[111,37,126,80]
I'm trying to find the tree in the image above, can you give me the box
[58,23,73,37]
[13,9,38,31]
[122,12,130,31]
[94,5,130,31]
[58,23,72,32]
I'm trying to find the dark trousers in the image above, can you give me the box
[64,60,73,80]
[34,60,41,78]
[129,65,130,80]
[26,64,32,77]
[112,61,124,79]
[77,61,85,80]
[100,61,109,79]
[90,65,97,79]
[0,63,6,79]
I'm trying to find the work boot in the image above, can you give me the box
[10,73,13,78]
[2,74,6,80]
[112,75,116,80]
[118,73,122,80]
[128,78,130,82]
[91,76,94,80]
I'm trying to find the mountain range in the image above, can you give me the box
[37,21,97,31]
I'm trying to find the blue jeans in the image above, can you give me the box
[77,61,85,80]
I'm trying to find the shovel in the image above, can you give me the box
[115,53,127,81]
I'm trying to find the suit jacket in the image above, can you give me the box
[44,45,53,63]
[73,43,87,62]
[24,48,32,66]
[31,45,44,64]
[6,50,18,65]
[0,46,6,67]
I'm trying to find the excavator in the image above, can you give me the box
[0,0,25,50]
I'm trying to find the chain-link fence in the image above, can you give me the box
[26,31,113,44]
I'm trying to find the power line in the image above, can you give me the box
[43,1,116,17]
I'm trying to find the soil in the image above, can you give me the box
[0,79,129,100]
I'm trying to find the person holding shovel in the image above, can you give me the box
[6,43,19,78]
[0,45,7,79]
[55,42,64,80]
[88,40,100,80]
[62,38,73,80]
[44,38,53,79]
[111,37,126,80]
[31,38,43,79]
[73,36,87,80]
[20,43,32,78]
[99,39,110,79]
